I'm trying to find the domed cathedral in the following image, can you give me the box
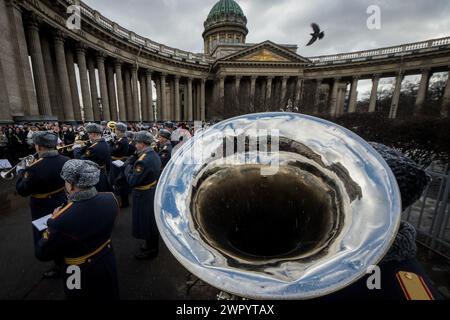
[203,0,312,120]
[203,0,248,57]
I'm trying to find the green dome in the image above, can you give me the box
[207,0,245,20]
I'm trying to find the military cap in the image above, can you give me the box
[159,129,171,140]
[164,121,175,129]
[134,131,154,145]
[60,160,100,188]
[32,131,58,148]
[125,131,135,140]
[100,121,107,126]
[115,122,127,132]
[85,123,103,134]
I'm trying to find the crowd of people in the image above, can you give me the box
[3,120,207,300]
[0,121,203,165]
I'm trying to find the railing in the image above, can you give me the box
[61,0,448,68]
[403,163,450,259]
[309,37,450,65]
[62,0,213,65]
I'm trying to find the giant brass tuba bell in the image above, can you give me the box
[154,113,402,299]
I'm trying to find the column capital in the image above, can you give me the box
[333,77,342,81]
[75,42,89,54]
[25,12,42,31]
[5,0,23,10]
[250,75,258,80]
[420,67,431,73]
[282,76,290,81]
[114,59,123,67]
[372,73,381,79]
[161,72,168,78]
[352,75,360,80]
[130,64,138,72]
[145,69,153,76]
[315,78,323,83]
[235,75,242,80]
[53,30,67,43]
[266,76,274,80]
[174,74,181,80]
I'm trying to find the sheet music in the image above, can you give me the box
[32,214,52,232]
[112,160,124,168]
[0,159,12,169]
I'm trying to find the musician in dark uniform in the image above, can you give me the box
[16,132,69,246]
[73,123,111,192]
[35,159,120,300]
[126,131,136,156]
[125,131,161,260]
[157,129,172,169]
[110,123,130,208]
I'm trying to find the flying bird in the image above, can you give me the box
[306,23,325,46]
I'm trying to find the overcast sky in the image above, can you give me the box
[83,0,450,56]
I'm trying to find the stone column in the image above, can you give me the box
[114,60,126,121]
[145,70,154,121]
[174,75,181,121]
[41,35,62,119]
[250,76,257,111]
[65,47,82,121]
[106,63,118,121]
[97,53,110,121]
[415,68,431,115]
[389,72,404,119]
[266,76,273,103]
[4,0,38,117]
[139,72,147,122]
[76,44,94,121]
[187,77,193,121]
[441,70,450,118]
[160,73,167,121]
[313,79,322,113]
[155,78,161,121]
[26,16,52,117]
[281,76,289,106]
[168,77,174,121]
[0,56,13,122]
[348,77,359,113]
[200,78,206,121]
[130,66,139,122]
[87,56,100,121]
[329,78,340,116]
[53,31,74,121]
[295,77,303,110]
[368,75,380,113]
[123,67,133,121]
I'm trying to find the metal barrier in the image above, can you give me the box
[403,163,450,258]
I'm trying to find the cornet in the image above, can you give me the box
[57,140,89,153]
[1,153,37,180]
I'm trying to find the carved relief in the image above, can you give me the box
[238,49,290,62]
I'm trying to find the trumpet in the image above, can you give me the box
[57,140,89,153]
[1,153,37,180]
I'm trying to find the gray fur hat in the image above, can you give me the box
[32,131,58,148]
[125,131,135,140]
[85,123,103,134]
[60,160,100,188]
[115,122,127,132]
[134,131,154,145]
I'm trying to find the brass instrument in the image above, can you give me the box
[1,153,37,180]
[154,112,402,299]
[107,121,117,132]
[57,140,89,153]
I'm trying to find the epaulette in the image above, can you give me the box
[138,153,147,161]
[396,271,434,300]
[51,202,74,220]
[28,158,43,168]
